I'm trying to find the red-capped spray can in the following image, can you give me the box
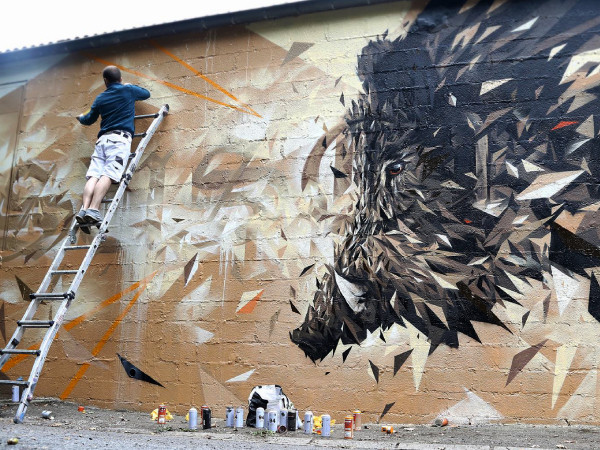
[157,404,167,425]
[202,406,211,429]
[344,415,354,439]
[353,410,362,430]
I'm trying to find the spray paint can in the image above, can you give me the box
[303,411,313,434]
[157,404,167,425]
[267,410,278,432]
[188,407,198,430]
[256,407,265,429]
[287,409,297,431]
[226,406,235,427]
[278,408,288,430]
[11,385,19,402]
[235,406,244,428]
[321,414,331,437]
[353,410,362,430]
[202,406,211,429]
[344,415,354,439]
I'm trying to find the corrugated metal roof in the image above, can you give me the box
[0,0,395,61]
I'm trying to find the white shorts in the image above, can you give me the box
[86,133,132,183]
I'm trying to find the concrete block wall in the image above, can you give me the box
[2,0,600,424]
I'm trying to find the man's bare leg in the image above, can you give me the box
[88,175,113,211]
[82,177,99,210]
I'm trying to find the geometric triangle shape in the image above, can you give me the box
[236,289,264,314]
[551,266,581,316]
[368,360,380,384]
[117,353,164,387]
[437,388,503,425]
[588,272,600,322]
[393,349,413,376]
[15,276,34,302]
[576,115,594,138]
[378,402,395,423]
[552,344,578,409]
[282,42,314,65]
[226,369,255,383]
[506,340,547,386]
[184,253,199,287]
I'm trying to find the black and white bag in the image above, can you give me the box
[246,385,294,427]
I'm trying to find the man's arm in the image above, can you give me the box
[77,101,100,126]
[127,84,151,101]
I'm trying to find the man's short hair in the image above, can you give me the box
[103,66,121,84]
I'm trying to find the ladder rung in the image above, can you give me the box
[135,113,159,119]
[0,380,29,386]
[17,320,55,328]
[64,245,91,250]
[101,198,114,203]
[1,349,41,356]
[51,270,79,275]
[134,132,147,138]
[30,292,74,300]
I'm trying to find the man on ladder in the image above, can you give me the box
[76,65,150,232]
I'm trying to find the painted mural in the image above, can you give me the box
[3,0,600,424]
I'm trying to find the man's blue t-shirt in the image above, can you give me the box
[78,83,150,137]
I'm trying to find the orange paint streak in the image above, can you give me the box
[60,285,147,400]
[237,290,264,314]
[2,272,156,373]
[1,344,40,372]
[552,121,579,131]
[150,41,261,118]
[86,54,261,118]
[64,271,156,332]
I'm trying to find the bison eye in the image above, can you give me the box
[388,162,405,176]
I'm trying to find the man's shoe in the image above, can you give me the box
[84,209,103,225]
[75,209,87,224]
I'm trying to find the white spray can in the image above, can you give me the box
[188,407,198,430]
[256,407,265,429]
[267,410,278,432]
[304,411,313,434]
[279,408,288,430]
[321,414,331,437]
[225,406,234,427]
[235,406,244,428]
[12,385,19,402]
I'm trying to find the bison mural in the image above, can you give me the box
[292,0,600,361]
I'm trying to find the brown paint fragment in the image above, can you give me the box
[506,340,548,386]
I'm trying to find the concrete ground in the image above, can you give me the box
[1,399,599,449]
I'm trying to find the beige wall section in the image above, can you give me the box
[1,0,600,425]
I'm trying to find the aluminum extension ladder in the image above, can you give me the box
[0,104,169,423]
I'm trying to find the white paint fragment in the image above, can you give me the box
[551,265,582,316]
[567,139,591,155]
[512,215,529,225]
[437,388,503,425]
[516,170,584,200]
[226,369,255,383]
[335,271,367,313]
[435,234,452,247]
[506,161,519,178]
[522,160,544,172]
[448,93,457,107]
[194,326,214,345]
[512,17,538,33]
[480,78,513,96]
[549,44,566,61]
